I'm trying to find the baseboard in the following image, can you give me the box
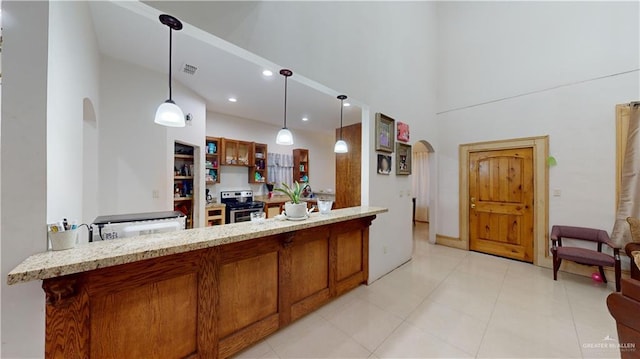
[435,234,467,250]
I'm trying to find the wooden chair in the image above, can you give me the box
[607,279,640,358]
[626,218,640,281]
[551,225,621,291]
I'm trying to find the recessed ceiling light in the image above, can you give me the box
[343,102,351,107]
[262,70,273,76]
[228,97,237,103]
[302,117,309,122]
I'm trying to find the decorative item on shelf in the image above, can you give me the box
[334,94,349,153]
[154,14,185,127]
[207,142,217,154]
[375,113,395,153]
[276,69,294,145]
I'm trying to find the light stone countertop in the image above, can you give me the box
[7,206,387,285]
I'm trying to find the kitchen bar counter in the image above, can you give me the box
[7,206,385,359]
[8,206,386,285]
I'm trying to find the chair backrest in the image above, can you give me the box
[551,225,610,243]
[627,217,640,243]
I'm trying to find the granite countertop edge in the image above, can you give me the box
[7,206,387,285]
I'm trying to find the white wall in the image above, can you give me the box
[206,111,335,196]
[99,55,207,225]
[148,1,440,283]
[47,1,100,243]
[1,2,49,357]
[436,1,640,238]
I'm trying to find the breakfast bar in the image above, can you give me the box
[8,206,386,359]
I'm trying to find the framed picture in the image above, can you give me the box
[396,143,412,175]
[375,113,395,153]
[377,154,392,175]
[397,122,410,142]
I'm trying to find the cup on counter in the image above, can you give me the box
[48,229,78,251]
[317,200,333,214]
[250,211,266,224]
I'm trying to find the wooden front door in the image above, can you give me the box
[469,147,534,262]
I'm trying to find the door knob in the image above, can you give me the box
[470,197,476,203]
[471,203,476,209]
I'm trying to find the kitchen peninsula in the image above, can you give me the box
[8,206,386,359]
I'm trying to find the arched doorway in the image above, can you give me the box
[412,140,436,244]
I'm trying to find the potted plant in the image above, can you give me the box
[274,181,309,218]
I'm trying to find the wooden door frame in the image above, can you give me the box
[458,136,550,268]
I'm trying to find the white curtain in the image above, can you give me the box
[268,153,293,189]
[612,103,640,247]
[412,151,430,222]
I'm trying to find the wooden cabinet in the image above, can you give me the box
[249,143,268,184]
[42,216,375,359]
[293,148,310,183]
[174,142,195,229]
[206,205,225,226]
[205,137,221,184]
[222,139,250,166]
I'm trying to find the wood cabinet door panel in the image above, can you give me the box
[336,230,364,281]
[90,273,198,359]
[217,251,279,338]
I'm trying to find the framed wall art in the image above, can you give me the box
[377,154,392,175]
[375,113,395,153]
[396,142,412,175]
[397,122,410,142]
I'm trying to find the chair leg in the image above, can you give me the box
[598,266,608,283]
[615,259,621,292]
[552,250,560,281]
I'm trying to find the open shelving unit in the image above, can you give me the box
[174,142,195,229]
[293,148,310,183]
[205,137,221,184]
[250,142,268,183]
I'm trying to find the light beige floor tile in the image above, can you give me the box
[314,286,362,320]
[232,340,280,359]
[375,267,442,298]
[272,320,370,359]
[575,321,622,359]
[485,301,582,358]
[496,283,572,320]
[406,299,488,355]
[374,322,474,358]
[266,312,325,351]
[324,297,403,352]
[356,279,425,319]
[427,284,498,322]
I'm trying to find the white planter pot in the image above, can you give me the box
[284,202,308,218]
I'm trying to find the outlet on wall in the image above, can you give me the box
[152,189,160,199]
[383,246,388,254]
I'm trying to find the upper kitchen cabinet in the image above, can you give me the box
[222,138,251,166]
[250,143,268,184]
[205,137,221,184]
[293,148,310,183]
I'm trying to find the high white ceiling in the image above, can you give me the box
[88,1,361,133]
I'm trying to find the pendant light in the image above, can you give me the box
[276,69,294,145]
[154,14,185,127]
[334,95,348,153]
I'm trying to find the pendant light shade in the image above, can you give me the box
[155,14,185,127]
[276,128,294,146]
[276,69,294,145]
[334,95,349,153]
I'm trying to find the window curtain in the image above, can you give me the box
[412,151,430,222]
[267,153,293,189]
[611,102,640,248]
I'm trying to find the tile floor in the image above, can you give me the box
[233,222,621,359]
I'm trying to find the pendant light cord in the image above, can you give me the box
[339,98,344,140]
[168,27,173,101]
[283,75,288,128]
